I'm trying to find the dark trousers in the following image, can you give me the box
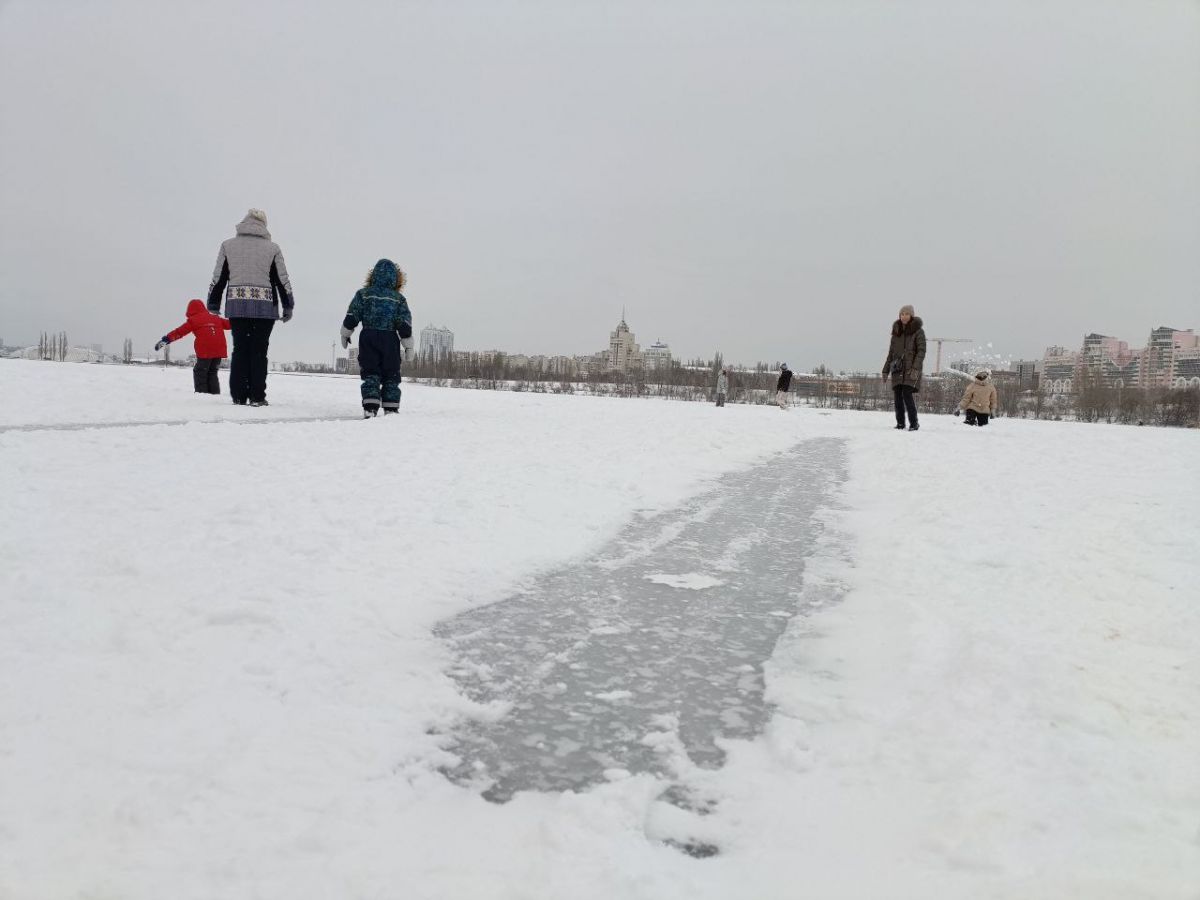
[229,318,274,403]
[359,329,402,410]
[893,385,918,427]
[193,357,222,394]
[964,409,990,426]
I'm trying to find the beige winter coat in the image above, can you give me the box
[959,376,998,414]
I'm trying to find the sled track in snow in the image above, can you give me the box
[434,437,848,850]
[0,415,364,434]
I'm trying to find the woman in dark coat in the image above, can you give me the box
[882,304,926,431]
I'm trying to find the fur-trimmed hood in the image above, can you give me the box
[343,259,412,334]
[891,315,924,337]
[364,258,407,291]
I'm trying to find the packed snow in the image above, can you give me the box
[1,358,1197,900]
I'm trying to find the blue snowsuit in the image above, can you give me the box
[342,259,413,412]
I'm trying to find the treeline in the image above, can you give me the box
[29,333,137,363]
[404,352,1200,428]
[1066,370,1200,427]
[405,352,797,402]
[37,332,69,361]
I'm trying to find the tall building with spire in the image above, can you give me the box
[607,313,642,373]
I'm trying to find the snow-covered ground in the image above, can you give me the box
[1,358,1197,900]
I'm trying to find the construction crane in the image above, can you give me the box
[929,337,974,374]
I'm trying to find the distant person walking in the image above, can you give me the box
[715,367,729,407]
[776,363,793,410]
[956,369,998,426]
[882,305,926,431]
[206,209,295,406]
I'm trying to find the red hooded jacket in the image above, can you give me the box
[166,300,231,359]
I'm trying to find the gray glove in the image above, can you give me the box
[401,336,415,364]
[154,337,169,351]
[953,409,960,417]
[340,326,353,349]
[281,307,293,323]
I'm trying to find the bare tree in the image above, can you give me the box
[1157,388,1200,428]
[1030,383,1047,420]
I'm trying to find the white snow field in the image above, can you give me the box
[1,358,1198,900]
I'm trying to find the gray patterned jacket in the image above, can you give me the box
[206,214,295,319]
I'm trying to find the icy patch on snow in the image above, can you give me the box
[435,438,848,804]
[594,690,634,702]
[644,572,725,590]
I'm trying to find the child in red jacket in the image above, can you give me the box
[155,299,232,394]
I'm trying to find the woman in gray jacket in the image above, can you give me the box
[206,209,295,406]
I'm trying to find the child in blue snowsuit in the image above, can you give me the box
[340,259,413,417]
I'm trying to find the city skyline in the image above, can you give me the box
[6,313,1199,381]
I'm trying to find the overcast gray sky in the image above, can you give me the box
[2,0,1197,371]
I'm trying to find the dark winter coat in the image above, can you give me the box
[343,259,413,336]
[776,367,794,392]
[883,317,927,391]
[207,213,295,320]
[165,300,231,359]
